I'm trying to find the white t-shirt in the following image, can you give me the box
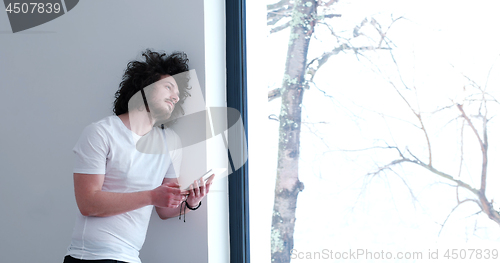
[66,116,182,263]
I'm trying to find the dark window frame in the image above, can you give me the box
[226,0,250,262]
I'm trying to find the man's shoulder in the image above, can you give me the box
[86,115,121,130]
[80,116,121,137]
[93,115,120,126]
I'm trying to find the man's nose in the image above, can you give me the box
[171,94,179,104]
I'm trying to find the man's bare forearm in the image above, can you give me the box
[77,190,154,217]
[155,205,192,220]
[74,173,185,217]
[155,198,204,219]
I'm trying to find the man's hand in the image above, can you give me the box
[74,173,185,217]
[154,176,213,219]
[151,182,187,208]
[186,174,214,208]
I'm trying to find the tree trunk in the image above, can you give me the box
[271,1,317,262]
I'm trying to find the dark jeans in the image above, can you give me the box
[63,255,128,263]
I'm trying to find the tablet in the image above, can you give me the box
[182,168,227,190]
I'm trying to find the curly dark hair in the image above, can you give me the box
[113,49,191,119]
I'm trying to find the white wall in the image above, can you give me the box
[0,1,227,262]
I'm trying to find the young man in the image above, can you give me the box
[64,50,211,263]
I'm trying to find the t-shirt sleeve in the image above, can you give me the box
[73,123,109,174]
[165,129,182,179]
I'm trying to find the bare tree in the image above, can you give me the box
[267,1,398,262]
[363,64,500,230]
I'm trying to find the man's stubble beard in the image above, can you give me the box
[149,100,173,125]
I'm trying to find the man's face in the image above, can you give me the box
[148,75,180,123]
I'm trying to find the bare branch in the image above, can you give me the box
[456,104,487,192]
[305,44,391,83]
[458,119,465,178]
[438,199,479,237]
[386,45,410,90]
[431,103,456,114]
[302,121,329,125]
[478,192,500,225]
[268,9,293,26]
[268,88,281,102]
[367,155,500,226]
[450,64,482,90]
[393,171,418,208]
[267,0,293,27]
[352,18,368,38]
[334,145,402,154]
[388,81,433,166]
[367,159,407,177]
[302,118,332,150]
[311,81,335,99]
[416,161,479,196]
[267,16,287,27]
[482,100,489,191]
[319,0,339,7]
[368,157,479,196]
[270,21,291,34]
[321,13,342,19]
[484,53,500,91]
[267,0,291,11]
[268,114,279,122]
[464,210,483,219]
[375,16,404,48]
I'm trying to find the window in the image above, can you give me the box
[249,1,500,263]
